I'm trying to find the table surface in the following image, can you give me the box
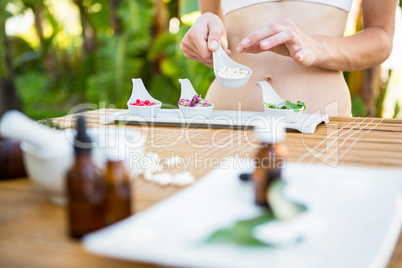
[1,109,402,268]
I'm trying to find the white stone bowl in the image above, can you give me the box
[21,127,146,206]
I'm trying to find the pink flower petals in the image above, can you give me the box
[130,99,156,106]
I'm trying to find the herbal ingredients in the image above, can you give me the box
[179,95,210,107]
[129,99,156,106]
[217,66,249,78]
[263,100,306,112]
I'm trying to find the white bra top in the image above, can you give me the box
[221,0,354,15]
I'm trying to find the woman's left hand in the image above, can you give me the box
[236,18,318,67]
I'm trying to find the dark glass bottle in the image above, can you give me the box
[104,157,132,225]
[66,116,106,239]
[0,137,26,179]
[252,124,287,207]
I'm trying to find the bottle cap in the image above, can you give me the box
[254,121,286,144]
[74,116,93,153]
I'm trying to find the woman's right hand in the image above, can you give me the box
[180,12,228,68]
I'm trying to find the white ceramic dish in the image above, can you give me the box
[22,127,146,206]
[263,106,304,123]
[178,79,214,118]
[83,161,402,268]
[127,78,162,117]
[213,46,252,89]
[100,109,328,134]
[178,104,214,119]
[257,81,305,123]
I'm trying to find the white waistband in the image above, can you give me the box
[222,0,353,15]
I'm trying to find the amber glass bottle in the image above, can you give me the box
[66,116,106,239]
[104,154,132,225]
[252,123,287,208]
[0,137,26,179]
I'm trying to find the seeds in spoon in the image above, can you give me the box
[217,66,249,78]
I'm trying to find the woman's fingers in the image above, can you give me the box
[180,13,225,67]
[239,30,297,55]
[237,22,286,52]
[188,25,213,61]
[207,20,223,51]
[294,47,314,66]
[181,41,213,66]
[235,18,316,66]
[259,30,294,50]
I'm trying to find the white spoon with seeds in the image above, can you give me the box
[212,46,252,89]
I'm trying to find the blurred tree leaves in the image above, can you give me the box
[179,0,198,16]
[3,0,214,119]
[0,0,8,77]
[4,0,402,119]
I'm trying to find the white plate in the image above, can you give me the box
[83,161,402,268]
[100,109,329,134]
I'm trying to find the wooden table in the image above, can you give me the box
[1,109,402,268]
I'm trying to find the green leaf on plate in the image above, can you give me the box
[206,210,275,247]
[263,100,306,112]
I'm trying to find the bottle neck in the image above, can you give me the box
[106,160,123,169]
[73,151,93,165]
[256,142,287,161]
[261,142,278,148]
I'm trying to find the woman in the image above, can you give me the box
[180,0,397,116]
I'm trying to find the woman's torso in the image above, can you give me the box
[205,1,352,116]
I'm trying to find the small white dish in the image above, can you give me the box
[178,78,214,118]
[178,105,214,119]
[256,81,304,123]
[213,46,252,89]
[127,78,162,117]
[263,107,304,123]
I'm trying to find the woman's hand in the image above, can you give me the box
[236,18,318,67]
[180,12,229,68]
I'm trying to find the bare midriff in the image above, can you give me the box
[205,1,352,116]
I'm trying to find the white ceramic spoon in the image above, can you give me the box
[178,78,197,100]
[127,78,162,117]
[212,46,252,89]
[256,81,304,123]
[256,80,284,105]
[178,78,214,118]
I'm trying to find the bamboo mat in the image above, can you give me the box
[1,109,402,268]
[53,109,402,171]
[52,109,402,216]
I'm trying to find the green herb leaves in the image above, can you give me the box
[263,100,306,112]
[206,179,308,247]
[206,211,275,247]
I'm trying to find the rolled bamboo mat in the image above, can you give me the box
[52,109,402,171]
[51,109,402,267]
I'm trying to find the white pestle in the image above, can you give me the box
[0,110,71,157]
[256,80,284,106]
[212,46,252,89]
[178,78,198,100]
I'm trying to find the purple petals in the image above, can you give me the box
[179,95,210,107]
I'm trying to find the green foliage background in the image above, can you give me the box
[2,0,402,119]
[3,0,213,119]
